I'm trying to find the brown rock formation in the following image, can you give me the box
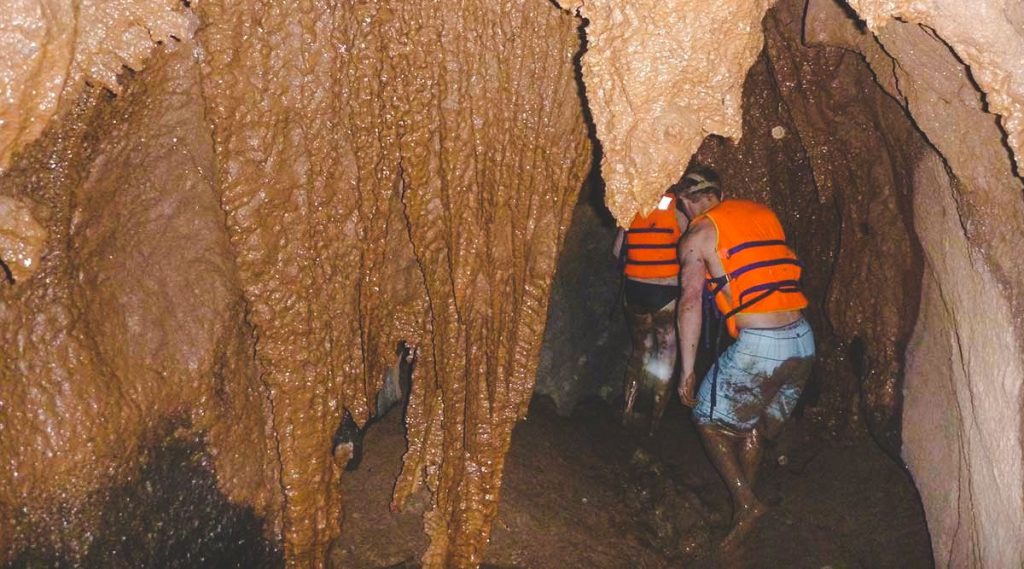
[0,195,46,282]
[4,0,1024,566]
[193,2,589,564]
[1,1,588,567]
[0,0,190,169]
[0,40,273,563]
[556,0,775,222]
[846,0,1024,171]
[807,1,1024,564]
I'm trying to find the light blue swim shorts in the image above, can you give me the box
[693,317,815,436]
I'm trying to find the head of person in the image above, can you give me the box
[672,166,721,220]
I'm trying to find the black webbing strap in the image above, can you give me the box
[627,227,674,234]
[626,243,677,249]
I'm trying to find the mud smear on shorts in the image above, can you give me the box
[733,356,813,438]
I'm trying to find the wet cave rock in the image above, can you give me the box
[1,0,1023,567]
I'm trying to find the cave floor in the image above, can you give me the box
[330,397,933,569]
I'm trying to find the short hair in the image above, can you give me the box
[673,166,721,200]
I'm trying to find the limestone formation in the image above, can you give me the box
[0,1,589,567]
[3,0,1024,567]
[0,195,46,282]
[556,0,774,222]
[0,0,190,169]
[803,1,1024,564]
[846,0,1024,171]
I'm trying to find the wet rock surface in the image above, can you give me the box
[0,195,46,283]
[194,1,590,564]
[8,424,282,569]
[0,0,190,169]
[2,0,1023,565]
[806,1,1024,564]
[555,0,775,222]
[0,40,269,564]
[534,177,627,416]
[1,1,590,567]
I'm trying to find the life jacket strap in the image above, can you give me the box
[726,239,789,257]
[627,259,678,266]
[626,243,677,250]
[627,227,675,234]
[727,258,803,281]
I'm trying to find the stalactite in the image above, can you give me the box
[194,1,589,565]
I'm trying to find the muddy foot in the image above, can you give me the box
[720,501,767,552]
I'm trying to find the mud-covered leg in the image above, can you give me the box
[648,302,678,435]
[650,382,670,435]
[699,425,766,551]
[623,306,653,424]
[739,428,764,487]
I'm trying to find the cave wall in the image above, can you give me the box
[0,1,590,567]
[808,1,1024,564]
[0,40,273,562]
[534,178,628,415]
[0,0,190,169]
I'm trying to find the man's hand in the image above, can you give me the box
[678,371,698,407]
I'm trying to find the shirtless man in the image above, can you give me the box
[673,166,816,550]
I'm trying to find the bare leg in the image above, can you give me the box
[649,380,670,435]
[623,309,652,423]
[698,425,767,551]
[647,304,677,435]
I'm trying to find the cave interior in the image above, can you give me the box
[1,0,1023,567]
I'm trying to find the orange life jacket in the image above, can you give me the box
[693,199,807,337]
[624,193,682,280]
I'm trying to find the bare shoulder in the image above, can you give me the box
[679,218,715,255]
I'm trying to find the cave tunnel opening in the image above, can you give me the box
[2,0,1023,567]
[337,1,940,566]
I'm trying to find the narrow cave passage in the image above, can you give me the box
[2,0,1023,566]
[331,170,933,568]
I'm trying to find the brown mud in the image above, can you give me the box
[332,397,932,568]
[733,356,815,438]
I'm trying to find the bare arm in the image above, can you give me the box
[612,228,625,259]
[677,221,712,405]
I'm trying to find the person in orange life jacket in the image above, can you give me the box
[673,166,815,551]
[611,189,686,435]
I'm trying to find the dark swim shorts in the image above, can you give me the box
[624,279,680,314]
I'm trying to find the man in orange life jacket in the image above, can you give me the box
[674,166,815,550]
[612,188,686,435]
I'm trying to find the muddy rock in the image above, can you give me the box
[0,0,190,169]
[809,1,1024,564]
[556,0,775,222]
[0,195,46,282]
[535,179,628,415]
